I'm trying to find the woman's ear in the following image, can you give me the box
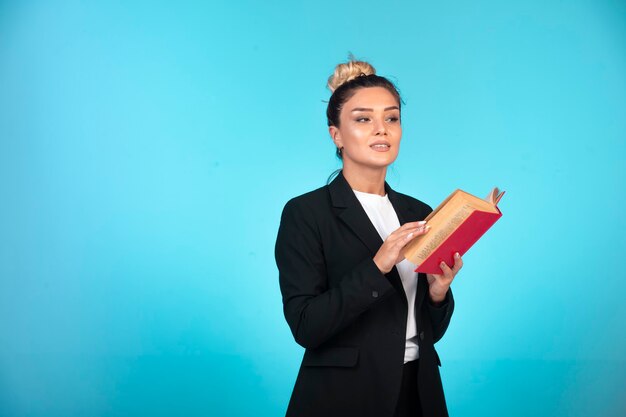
[328,126,343,149]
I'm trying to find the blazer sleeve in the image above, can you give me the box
[426,289,454,344]
[275,198,396,350]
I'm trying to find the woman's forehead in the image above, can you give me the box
[343,87,399,110]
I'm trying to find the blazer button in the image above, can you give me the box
[372,290,379,298]
[419,331,425,341]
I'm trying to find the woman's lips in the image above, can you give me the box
[370,144,391,152]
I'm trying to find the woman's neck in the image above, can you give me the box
[342,164,387,196]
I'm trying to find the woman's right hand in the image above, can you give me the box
[373,221,430,274]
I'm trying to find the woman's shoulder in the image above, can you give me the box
[282,184,330,213]
[279,183,332,223]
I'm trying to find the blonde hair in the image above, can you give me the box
[325,58,401,129]
[327,59,377,93]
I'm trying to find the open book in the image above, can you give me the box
[403,187,505,274]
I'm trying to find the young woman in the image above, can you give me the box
[275,59,463,417]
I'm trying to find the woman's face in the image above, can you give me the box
[329,86,402,171]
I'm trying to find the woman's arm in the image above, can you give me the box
[427,289,455,344]
[426,254,462,343]
[275,198,395,350]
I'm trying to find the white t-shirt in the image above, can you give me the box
[352,189,420,363]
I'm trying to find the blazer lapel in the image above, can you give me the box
[328,171,383,256]
[328,171,408,304]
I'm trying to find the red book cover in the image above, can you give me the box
[414,208,502,274]
[403,187,505,275]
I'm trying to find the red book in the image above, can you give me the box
[403,187,505,274]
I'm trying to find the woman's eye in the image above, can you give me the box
[356,117,370,122]
[387,116,400,123]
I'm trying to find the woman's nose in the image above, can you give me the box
[373,119,387,135]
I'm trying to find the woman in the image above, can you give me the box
[275,59,463,417]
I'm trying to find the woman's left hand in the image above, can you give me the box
[426,252,463,305]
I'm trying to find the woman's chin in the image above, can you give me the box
[360,158,398,170]
[343,151,399,170]
[369,153,398,167]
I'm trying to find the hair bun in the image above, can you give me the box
[327,59,376,93]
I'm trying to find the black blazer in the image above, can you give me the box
[275,171,454,417]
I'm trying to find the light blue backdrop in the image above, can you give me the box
[1,0,624,416]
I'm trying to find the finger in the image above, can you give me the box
[400,226,431,246]
[396,231,417,250]
[413,224,432,236]
[391,225,425,243]
[428,272,449,293]
[384,227,416,247]
[451,252,464,274]
[401,221,427,230]
[406,225,430,238]
[393,222,427,237]
[416,223,431,233]
[438,260,453,278]
[394,225,424,239]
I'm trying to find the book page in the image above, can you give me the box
[459,191,498,213]
[410,202,474,263]
[422,189,461,223]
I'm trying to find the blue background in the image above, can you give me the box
[1,0,625,416]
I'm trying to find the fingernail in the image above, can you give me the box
[426,226,431,230]
[455,252,460,258]
[418,221,426,225]
[440,262,445,267]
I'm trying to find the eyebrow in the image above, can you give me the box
[351,106,400,112]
